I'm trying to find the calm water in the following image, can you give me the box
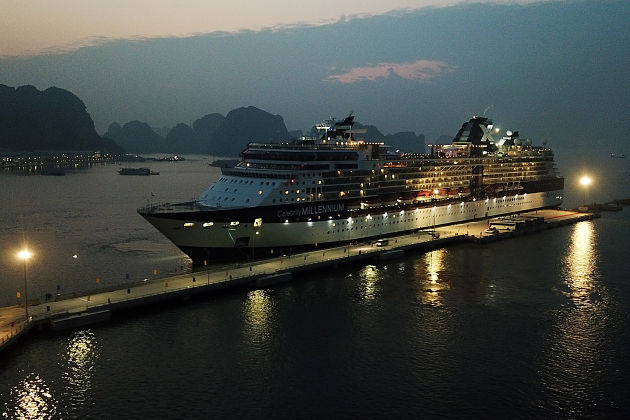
[1,155,629,418]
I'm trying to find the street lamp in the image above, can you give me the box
[579,175,592,205]
[17,249,32,320]
[432,189,439,232]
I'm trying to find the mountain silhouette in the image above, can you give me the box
[105,120,165,153]
[210,106,289,156]
[0,84,122,153]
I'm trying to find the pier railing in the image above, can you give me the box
[0,318,30,350]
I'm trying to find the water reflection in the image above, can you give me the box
[358,265,380,301]
[563,221,597,306]
[63,330,97,395]
[3,374,57,419]
[243,290,273,345]
[539,221,607,414]
[420,249,448,306]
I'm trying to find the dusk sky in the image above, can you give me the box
[1,0,628,162]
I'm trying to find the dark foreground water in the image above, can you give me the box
[1,156,630,418]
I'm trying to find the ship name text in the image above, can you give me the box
[277,203,345,218]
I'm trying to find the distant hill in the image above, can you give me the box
[165,123,195,154]
[385,132,426,153]
[308,121,426,153]
[210,106,289,156]
[192,113,224,143]
[0,84,122,153]
[106,113,227,155]
[107,107,425,155]
[105,120,164,153]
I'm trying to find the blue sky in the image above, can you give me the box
[1,0,628,163]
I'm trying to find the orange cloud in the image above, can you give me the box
[325,59,457,83]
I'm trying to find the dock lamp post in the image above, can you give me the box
[17,249,32,320]
[579,175,592,205]
[432,189,439,232]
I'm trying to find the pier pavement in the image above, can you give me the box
[0,209,596,353]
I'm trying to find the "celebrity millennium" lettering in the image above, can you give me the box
[277,203,345,218]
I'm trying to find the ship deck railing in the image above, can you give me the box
[138,201,213,214]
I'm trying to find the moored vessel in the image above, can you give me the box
[139,115,564,263]
[118,167,159,175]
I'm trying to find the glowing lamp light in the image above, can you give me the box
[579,176,592,186]
[18,249,32,261]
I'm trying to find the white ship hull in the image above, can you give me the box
[142,190,562,262]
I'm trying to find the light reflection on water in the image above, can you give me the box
[358,265,381,300]
[2,374,57,419]
[540,221,609,415]
[421,249,448,306]
[243,289,273,346]
[62,330,97,406]
[563,221,598,306]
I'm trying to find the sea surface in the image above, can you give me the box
[1,154,629,418]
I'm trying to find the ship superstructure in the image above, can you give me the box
[139,115,564,263]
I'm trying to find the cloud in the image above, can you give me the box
[325,59,457,83]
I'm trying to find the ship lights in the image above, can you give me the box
[184,222,195,227]
[202,222,214,228]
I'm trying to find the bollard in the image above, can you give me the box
[193,276,196,283]
[127,288,131,294]
[249,266,252,271]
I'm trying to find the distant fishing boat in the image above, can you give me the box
[610,153,626,158]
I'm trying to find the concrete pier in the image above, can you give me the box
[0,209,599,354]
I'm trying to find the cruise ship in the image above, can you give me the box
[138,115,564,263]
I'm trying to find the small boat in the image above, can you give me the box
[610,153,626,158]
[118,167,150,175]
